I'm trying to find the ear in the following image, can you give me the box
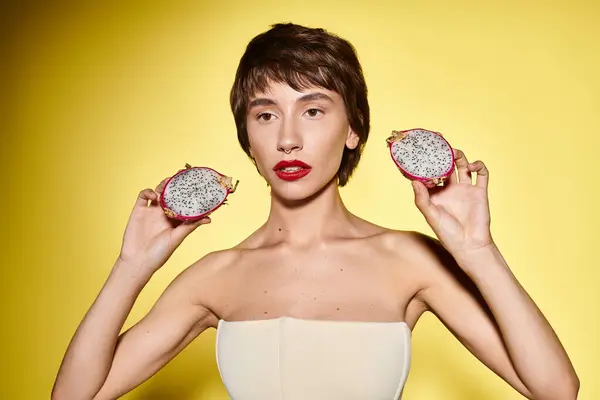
[345,127,360,150]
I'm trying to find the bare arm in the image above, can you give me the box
[51,259,150,399]
[52,259,213,400]
[52,182,211,399]
[405,150,579,399]
[412,233,579,400]
[93,259,214,400]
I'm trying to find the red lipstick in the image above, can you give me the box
[273,160,312,181]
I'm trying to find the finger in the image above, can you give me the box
[412,181,439,224]
[170,216,211,246]
[135,189,158,207]
[453,149,472,184]
[468,161,489,189]
[446,164,459,185]
[155,177,171,197]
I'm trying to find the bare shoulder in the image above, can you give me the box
[362,226,437,259]
[184,246,252,287]
[355,228,442,324]
[165,247,246,321]
[399,230,464,277]
[389,230,481,311]
[373,228,449,264]
[186,247,244,276]
[368,229,475,319]
[367,228,464,287]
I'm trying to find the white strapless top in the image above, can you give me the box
[216,317,412,399]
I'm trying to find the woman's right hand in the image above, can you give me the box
[117,177,211,274]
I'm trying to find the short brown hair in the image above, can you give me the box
[230,23,370,186]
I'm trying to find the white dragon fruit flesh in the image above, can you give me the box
[386,128,455,187]
[160,164,238,221]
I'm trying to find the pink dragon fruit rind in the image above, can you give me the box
[387,128,455,187]
[159,164,238,221]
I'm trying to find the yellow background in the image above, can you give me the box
[2,1,598,399]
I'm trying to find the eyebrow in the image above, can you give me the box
[247,98,277,109]
[297,93,334,104]
[247,92,334,110]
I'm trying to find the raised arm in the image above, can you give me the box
[411,233,578,400]
[406,149,578,399]
[93,259,214,400]
[52,180,212,400]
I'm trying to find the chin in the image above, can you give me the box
[269,174,336,204]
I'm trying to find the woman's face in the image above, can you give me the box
[246,81,359,201]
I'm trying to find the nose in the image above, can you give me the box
[277,117,303,154]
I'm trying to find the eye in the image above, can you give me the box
[257,112,275,122]
[305,108,323,118]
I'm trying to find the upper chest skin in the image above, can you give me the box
[201,234,427,328]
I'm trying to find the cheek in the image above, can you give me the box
[247,126,274,172]
[309,119,349,159]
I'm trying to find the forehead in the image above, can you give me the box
[248,80,341,102]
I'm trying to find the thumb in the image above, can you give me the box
[171,217,211,247]
[411,181,437,222]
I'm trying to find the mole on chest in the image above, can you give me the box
[223,271,398,321]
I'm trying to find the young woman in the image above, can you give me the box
[52,23,579,400]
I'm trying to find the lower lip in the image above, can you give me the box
[274,168,312,181]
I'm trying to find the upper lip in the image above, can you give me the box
[273,159,312,170]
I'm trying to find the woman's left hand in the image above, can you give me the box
[411,149,495,259]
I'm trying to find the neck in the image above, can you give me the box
[264,178,354,246]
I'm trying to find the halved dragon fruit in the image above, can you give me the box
[159,164,238,221]
[386,128,455,187]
